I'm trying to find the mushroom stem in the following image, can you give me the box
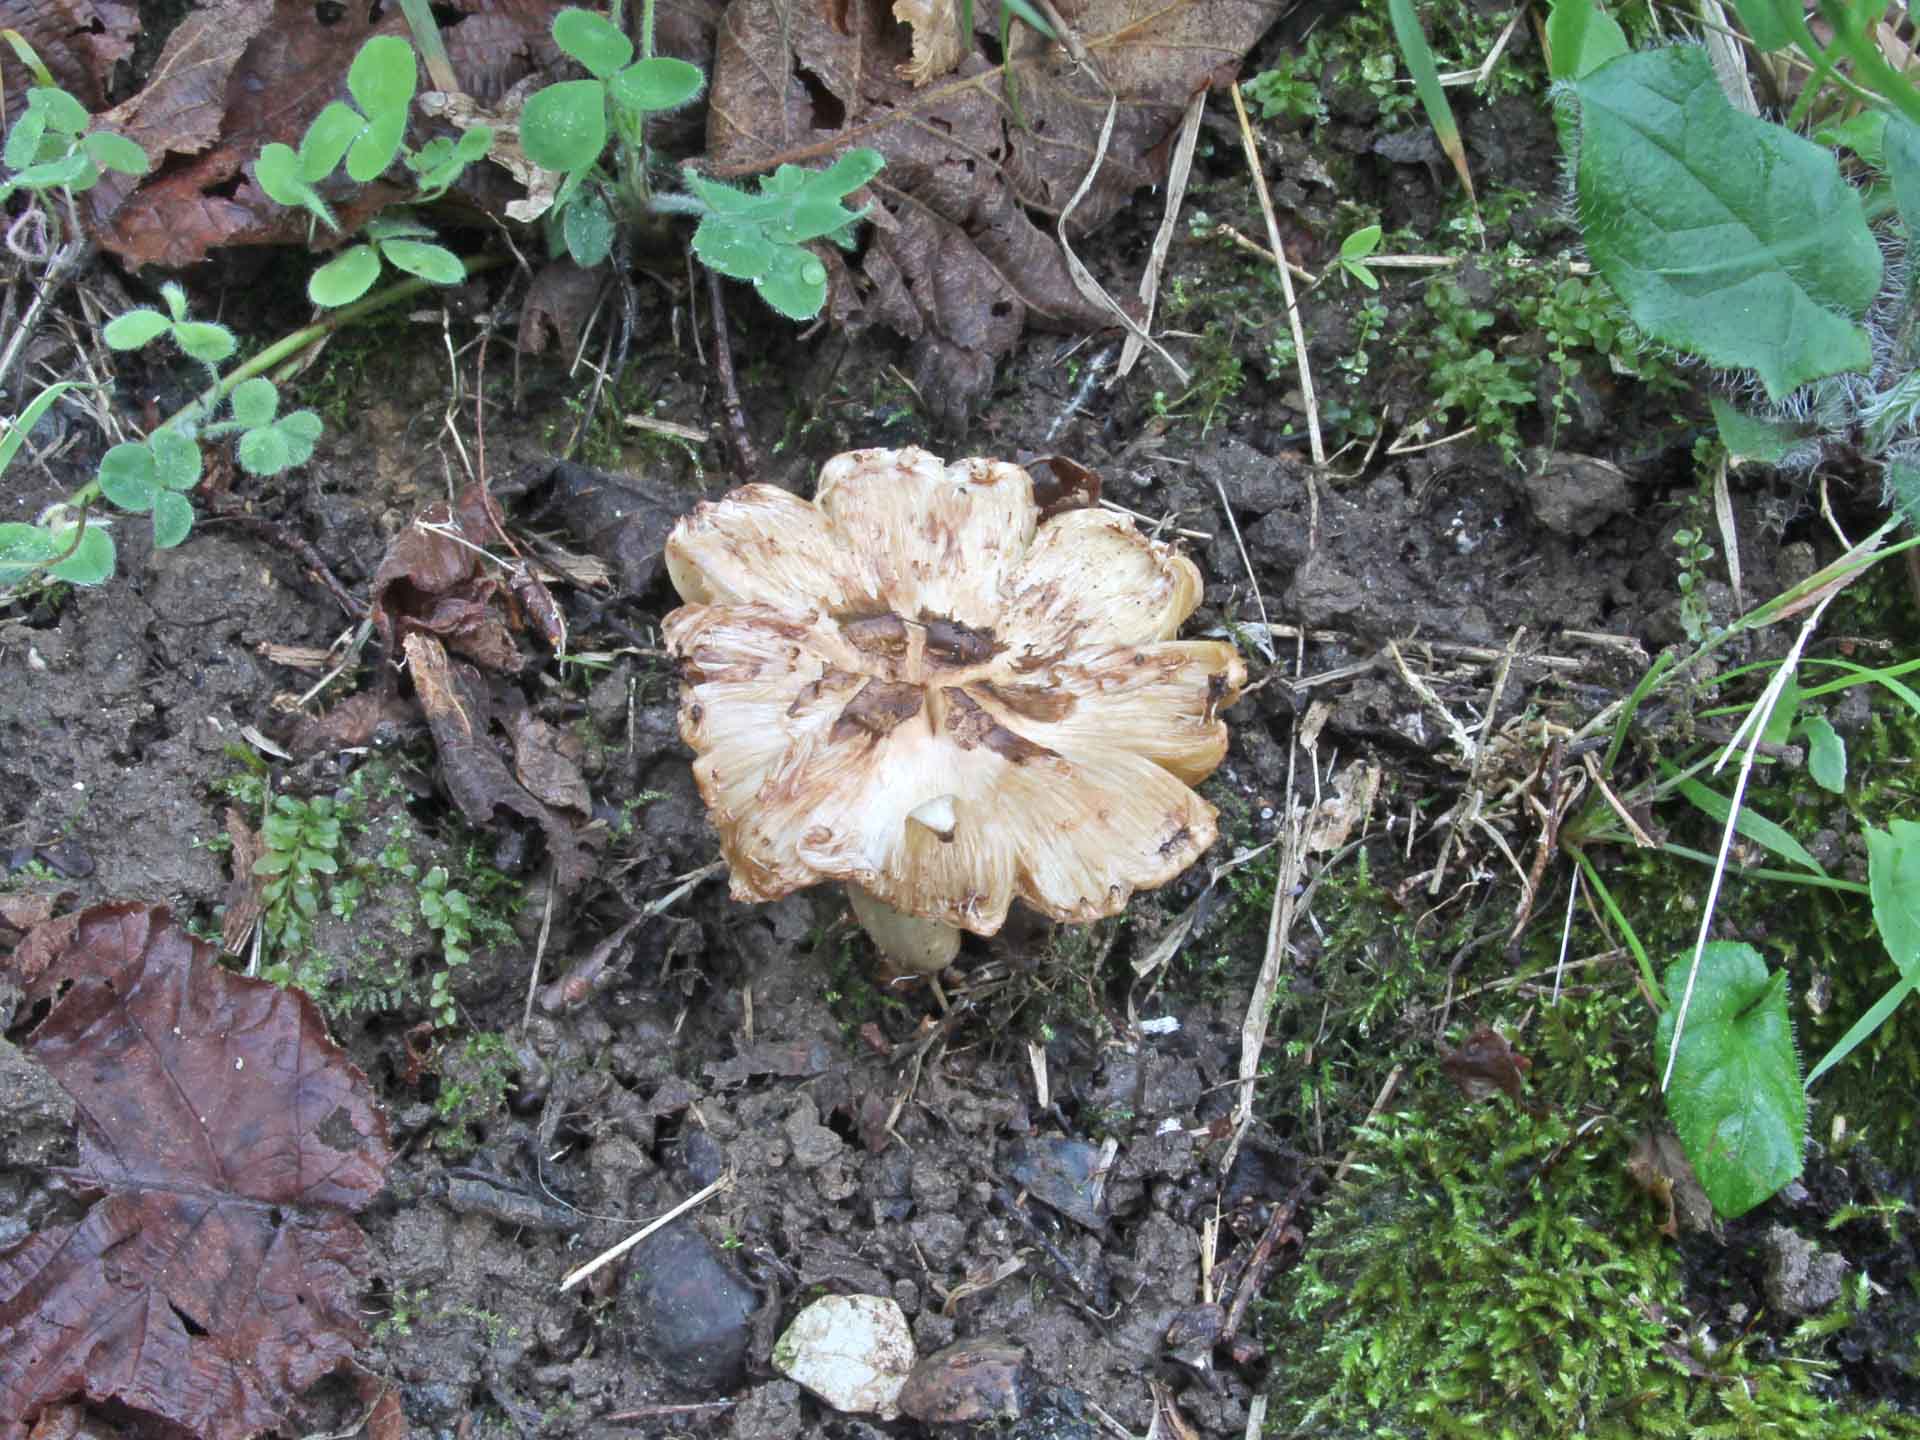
[845,885,960,976]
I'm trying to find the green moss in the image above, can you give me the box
[1265,1097,1920,1439]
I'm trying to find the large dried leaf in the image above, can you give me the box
[87,0,570,268]
[0,0,138,120]
[0,902,392,1440]
[707,0,1287,421]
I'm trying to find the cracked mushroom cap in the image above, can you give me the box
[663,446,1246,935]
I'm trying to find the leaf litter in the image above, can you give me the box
[0,902,392,1440]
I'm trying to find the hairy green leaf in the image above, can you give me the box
[1657,942,1803,1218]
[46,520,115,585]
[172,321,238,366]
[82,130,148,176]
[149,429,203,492]
[347,34,417,119]
[380,238,467,284]
[309,244,382,307]
[553,8,632,77]
[561,190,614,267]
[151,489,194,549]
[230,377,280,428]
[521,80,607,173]
[1571,46,1879,400]
[97,441,159,512]
[610,56,704,113]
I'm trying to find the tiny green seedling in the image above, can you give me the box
[1328,225,1383,290]
[0,83,148,205]
[521,7,704,266]
[0,384,116,587]
[307,210,467,307]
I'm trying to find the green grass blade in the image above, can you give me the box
[1668,772,1826,875]
[1806,973,1920,1087]
[0,381,77,475]
[1575,849,1664,1006]
[1387,0,1476,213]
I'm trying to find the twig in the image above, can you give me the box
[705,266,761,483]
[1230,82,1323,468]
[559,1170,734,1291]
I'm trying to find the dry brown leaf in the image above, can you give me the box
[370,499,526,675]
[0,902,392,1440]
[1440,1025,1540,1112]
[0,0,138,120]
[220,806,267,956]
[1626,1130,1721,1239]
[86,0,570,268]
[706,0,1286,421]
[404,632,594,889]
[893,0,966,84]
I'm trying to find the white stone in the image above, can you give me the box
[772,1294,915,1419]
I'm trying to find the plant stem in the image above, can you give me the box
[66,251,507,512]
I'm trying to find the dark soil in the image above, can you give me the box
[4,9,1920,1440]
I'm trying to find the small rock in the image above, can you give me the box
[785,1098,846,1169]
[773,1294,915,1418]
[1003,1137,1110,1230]
[618,1222,758,1391]
[1761,1223,1848,1317]
[898,1337,1030,1425]
[1518,453,1635,537]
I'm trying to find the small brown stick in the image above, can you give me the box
[1220,1179,1310,1342]
[705,267,761,483]
[1230,83,1323,468]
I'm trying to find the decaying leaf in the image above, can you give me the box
[370,496,527,675]
[0,902,392,1440]
[1626,1129,1722,1240]
[404,632,594,889]
[707,0,1288,422]
[0,0,139,120]
[892,0,966,85]
[1440,1025,1541,1112]
[85,0,569,268]
[220,805,267,955]
[1304,759,1380,854]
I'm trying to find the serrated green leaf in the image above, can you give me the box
[1710,395,1804,466]
[561,189,614,266]
[173,321,238,365]
[299,101,366,181]
[309,244,382,307]
[755,244,829,321]
[348,34,417,118]
[229,377,280,427]
[553,8,632,77]
[97,441,159,511]
[1887,457,1920,528]
[610,56,703,113]
[380,238,467,283]
[151,489,194,548]
[1572,47,1879,401]
[1546,0,1628,80]
[1658,942,1803,1218]
[1803,713,1846,793]
[692,215,778,280]
[81,129,148,176]
[346,107,408,182]
[1817,110,1887,170]
[520,79,607,173]
[103,308,170,351]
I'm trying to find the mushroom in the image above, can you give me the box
[663,447,1245,980]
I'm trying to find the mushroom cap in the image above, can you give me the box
[664,446,1246,935]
